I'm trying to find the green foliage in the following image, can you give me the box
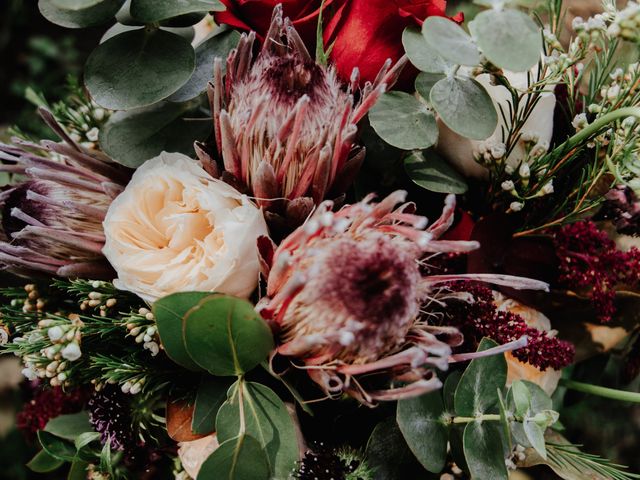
[216,380,298,479]
[368,92,437,150]
[129,0,222,23]
[169,28,240,102]
[198,434,270,480]
[85,28,195,110]
[397,391,448,473]
[26,450,64,473]
[422,17,480,67]
[183,295,274,376]
[463,421,508,479]
[454,338,506,416]
[430,75,497,140]
[469,8,541,72]
[153,291,211,371]
[44,412,92,441]
[404,150,468,194]
[192,376,234,435]
[39,0,124,29]
[99,99,211,167]
[402,27,451,74]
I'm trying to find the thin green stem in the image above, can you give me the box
[451,414,502,424]
[560,379,640,403]
[559,107,640,153]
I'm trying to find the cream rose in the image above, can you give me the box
[437,67,556,178]
[102,152,268,302]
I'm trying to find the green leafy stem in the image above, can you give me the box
[560,379,640,404]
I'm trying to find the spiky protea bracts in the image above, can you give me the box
[0,108,129,278]
[257,191,547,405]
[199,5,405,222]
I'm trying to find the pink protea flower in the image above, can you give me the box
[198,5,406,223]
[258,191,548,405]
[0,109,129,278]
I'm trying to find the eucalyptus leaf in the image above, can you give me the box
[216,382,298,479]
[99,100,211,167]
[463,421,508,480]
[44,412,92,441]
[37,431,77,462]
[74,432,102,450]
[85,28,195,110]
[415,72,445,100]
[402,27,451,74]
[443,370,462,413]
[523,420,547,459]
[510,380,532,417]
[183,295,274,376]
[507,380,552,415]
[153,292,211,371]
[52,0,103,10]
[170,29,241,102]
[198,434,270,480]
[469,9,541,72]
[369,92,438,150]
[365,417,427,480]
[404,150,468,194]
[422,17,480,66]
[430,75,497,140]
[68,461,90,480]
[192,376,233,435]
[454,338,506,416]
[39,0,124,28]
[130,0,223,23]
[26,450,64,473]
[397,391,448,473]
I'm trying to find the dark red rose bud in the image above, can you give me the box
[323,0,462,86]
[214,0,340,45]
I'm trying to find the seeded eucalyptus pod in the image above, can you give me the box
[197,5,406,224]
[0,108,130,278]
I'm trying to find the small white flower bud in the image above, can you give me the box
[61,342,82,362]
[501,180,515,191]
[510,202,524,212]
[48,326,64,342]
[518,163,531,179]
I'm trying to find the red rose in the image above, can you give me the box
[214,0,340,44]
[323,0,463,86]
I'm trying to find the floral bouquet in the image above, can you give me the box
[2,0,640,479]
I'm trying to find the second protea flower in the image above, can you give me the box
[0,108,129,278]
[257,191,546,404]
[199,5,405,222]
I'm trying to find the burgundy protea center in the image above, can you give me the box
[0,108,129,278]
[199,5,406,223]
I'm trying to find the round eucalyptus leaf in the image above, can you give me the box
[170,29,241,102]
[402,27,451,74]
[85,28,195,110]
[415,72,445,100]
[130,0,223,23]
[463,422,509,480]
[101,23,194,44]
[422,16,480,66]
[183,295,274,376]
[100,23,141,42]
[152,291,212,371]
[397,391,448,473]
[216,382,298,479]
[430,75,497,140]
[198,434,269,480]
[39,0,124,28]
[404,151,468,194]
[369,92,438,150]
[99,100,211,167]
[470,9,541,72]
[454,338,506,417]
[51,0,103,10]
